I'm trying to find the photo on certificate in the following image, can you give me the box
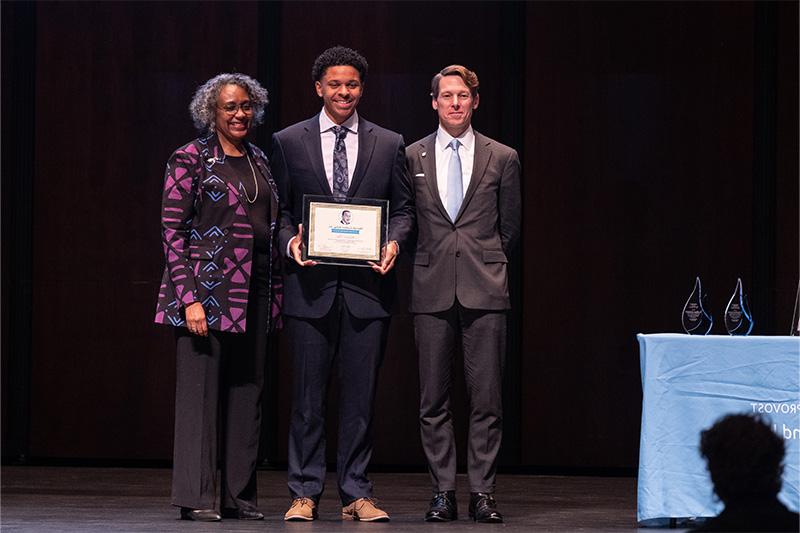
[301,195,389,267]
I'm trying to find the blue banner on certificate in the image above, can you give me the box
[302,195,389,267]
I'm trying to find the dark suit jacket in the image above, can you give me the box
[154,132,280,333]
[271,114,414,319]
[406,131,521,313]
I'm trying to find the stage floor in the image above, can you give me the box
[1,467,673,531]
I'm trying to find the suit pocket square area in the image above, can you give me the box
[482,250,508,263]
[414,173,425,177]
[413,252,430,266]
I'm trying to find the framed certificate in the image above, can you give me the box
[302,195,389,267]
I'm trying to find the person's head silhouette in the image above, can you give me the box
[700,413,784,504]
[691,413,798,532]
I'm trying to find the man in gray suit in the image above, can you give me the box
[406,65,521,523]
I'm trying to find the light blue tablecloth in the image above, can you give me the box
[637,333,800,524]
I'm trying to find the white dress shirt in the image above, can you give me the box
[319,108,359,190]
[435,125,475,208]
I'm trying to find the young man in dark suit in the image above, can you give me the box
[271,46,414,522]
[406,65,521,523]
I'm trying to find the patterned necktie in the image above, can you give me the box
[332,125,349,200]
[446,139,463,222]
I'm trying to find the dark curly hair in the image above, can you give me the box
[189,73,269,132]
[700,413,785,504]
[311,46,368,83]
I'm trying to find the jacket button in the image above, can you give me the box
[455,251,461,258]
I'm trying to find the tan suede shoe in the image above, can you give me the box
[284,497,317,521]
[341,498,390,522]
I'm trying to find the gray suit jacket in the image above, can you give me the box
[406,131,521,313]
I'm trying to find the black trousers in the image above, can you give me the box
[171,252,269,511]
[286,289,388,505]
[415,303,506,494]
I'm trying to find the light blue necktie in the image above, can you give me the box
[446,139,463,222]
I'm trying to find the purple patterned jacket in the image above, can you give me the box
[154,133,280,333]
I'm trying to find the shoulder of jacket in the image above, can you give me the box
[359,117,402,140]
[247,141,268,159]
[169,135,211,163]
[406,131,437,153]
[406,137,426,150]
[474,131,517,158]
[275,116,317,138]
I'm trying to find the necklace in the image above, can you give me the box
[241,151,259,204]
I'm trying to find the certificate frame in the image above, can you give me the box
[301,195,389,267]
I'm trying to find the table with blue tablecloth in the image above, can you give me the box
[637,333,800,525]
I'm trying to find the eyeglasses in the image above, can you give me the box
[218,102,254,115]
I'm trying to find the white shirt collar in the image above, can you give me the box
[436,125,474,152]
[319,108,359,134]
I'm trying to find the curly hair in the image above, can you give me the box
[311,46,368,83]
[189,73,269,132]
[700,413,785,504]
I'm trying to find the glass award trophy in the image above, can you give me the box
[724,278,754,336]
[682,277,713,335]
[791,281,799,336]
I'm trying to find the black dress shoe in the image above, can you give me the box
[221,507,265,520]
[180,507,222,521]
[425,490,457,521]
[468,493,503,523]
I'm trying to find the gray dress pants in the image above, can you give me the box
[415,303,506,494]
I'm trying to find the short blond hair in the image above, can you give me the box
[430,65,479,98]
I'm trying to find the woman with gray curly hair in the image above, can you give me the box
[154,73,279,522]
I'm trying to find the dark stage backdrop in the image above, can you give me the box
[2,1,797,470]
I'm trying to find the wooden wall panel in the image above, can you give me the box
[6,1,795,470]
[521,2,758,467]
[29,1,260,459]
[774,1,799,334]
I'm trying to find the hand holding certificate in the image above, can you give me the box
[301,195,389,268]
[288,224,318,267]
[368,240,398,275]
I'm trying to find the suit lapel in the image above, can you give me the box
[458,131,492,219]
[347,118,375,197]
[301,116,333,196]
[418,134,449,222]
